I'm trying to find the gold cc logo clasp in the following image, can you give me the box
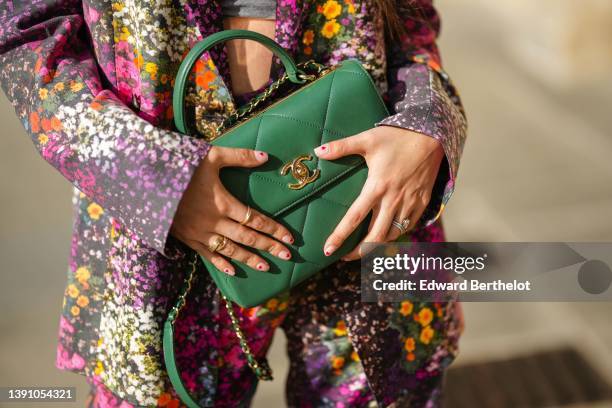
[280,154,320,190]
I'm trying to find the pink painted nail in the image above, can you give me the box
[314,144,329,156]
[255,151,268,162]
[279,250,291,260]
[282,235,294,244]
[324,245,336,256]
[256,262,268,271]
[224,268,235,276]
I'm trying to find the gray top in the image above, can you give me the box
[220,0,276,19]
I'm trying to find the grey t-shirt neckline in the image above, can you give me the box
[220,0,277,19]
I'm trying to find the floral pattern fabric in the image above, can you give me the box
[0,0,467,406]
[282,227,462,407]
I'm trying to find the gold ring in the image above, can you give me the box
[240,206,253,226]
[208,235,228,253]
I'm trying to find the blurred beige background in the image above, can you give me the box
[1,0,612,407]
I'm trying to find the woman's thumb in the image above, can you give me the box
[314,133,366,160]
[211,146,269,168]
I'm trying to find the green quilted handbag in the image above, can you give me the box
[164,30,388,406]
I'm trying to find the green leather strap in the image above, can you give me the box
[163,256,215,408]
[173,29,305,135]
[163,319,207,408]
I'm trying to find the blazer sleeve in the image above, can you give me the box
[0,0,210,253]
[376,0,467,226]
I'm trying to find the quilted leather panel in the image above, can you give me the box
[206,59,388,307]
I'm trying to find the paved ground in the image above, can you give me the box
[0,1,610,407]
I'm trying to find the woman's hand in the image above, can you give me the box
[315,126,444,261]
[171,146,294,275]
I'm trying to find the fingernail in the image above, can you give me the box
[279,250,291,260]
[282,235,294,244]
[255,151,268,162]
[314,144,329,156]
[224,267,235,276]
[256,262,269,271]
[324,245,336,256]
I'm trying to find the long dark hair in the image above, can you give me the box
[375,0,403,38]
[375,0,426,40]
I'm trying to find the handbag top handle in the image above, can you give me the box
[173,29,306,135]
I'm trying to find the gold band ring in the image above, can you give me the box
[240,206,253,226]
[208,235,229,253]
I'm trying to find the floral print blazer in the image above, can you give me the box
[0,0,466,405]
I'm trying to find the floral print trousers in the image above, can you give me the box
[85,247,460,408]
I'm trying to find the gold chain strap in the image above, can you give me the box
[168,254,198,324]
[222,293,273,381]
[193,60,332,141]
[170,254,273,380]
[170,255,273,380]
